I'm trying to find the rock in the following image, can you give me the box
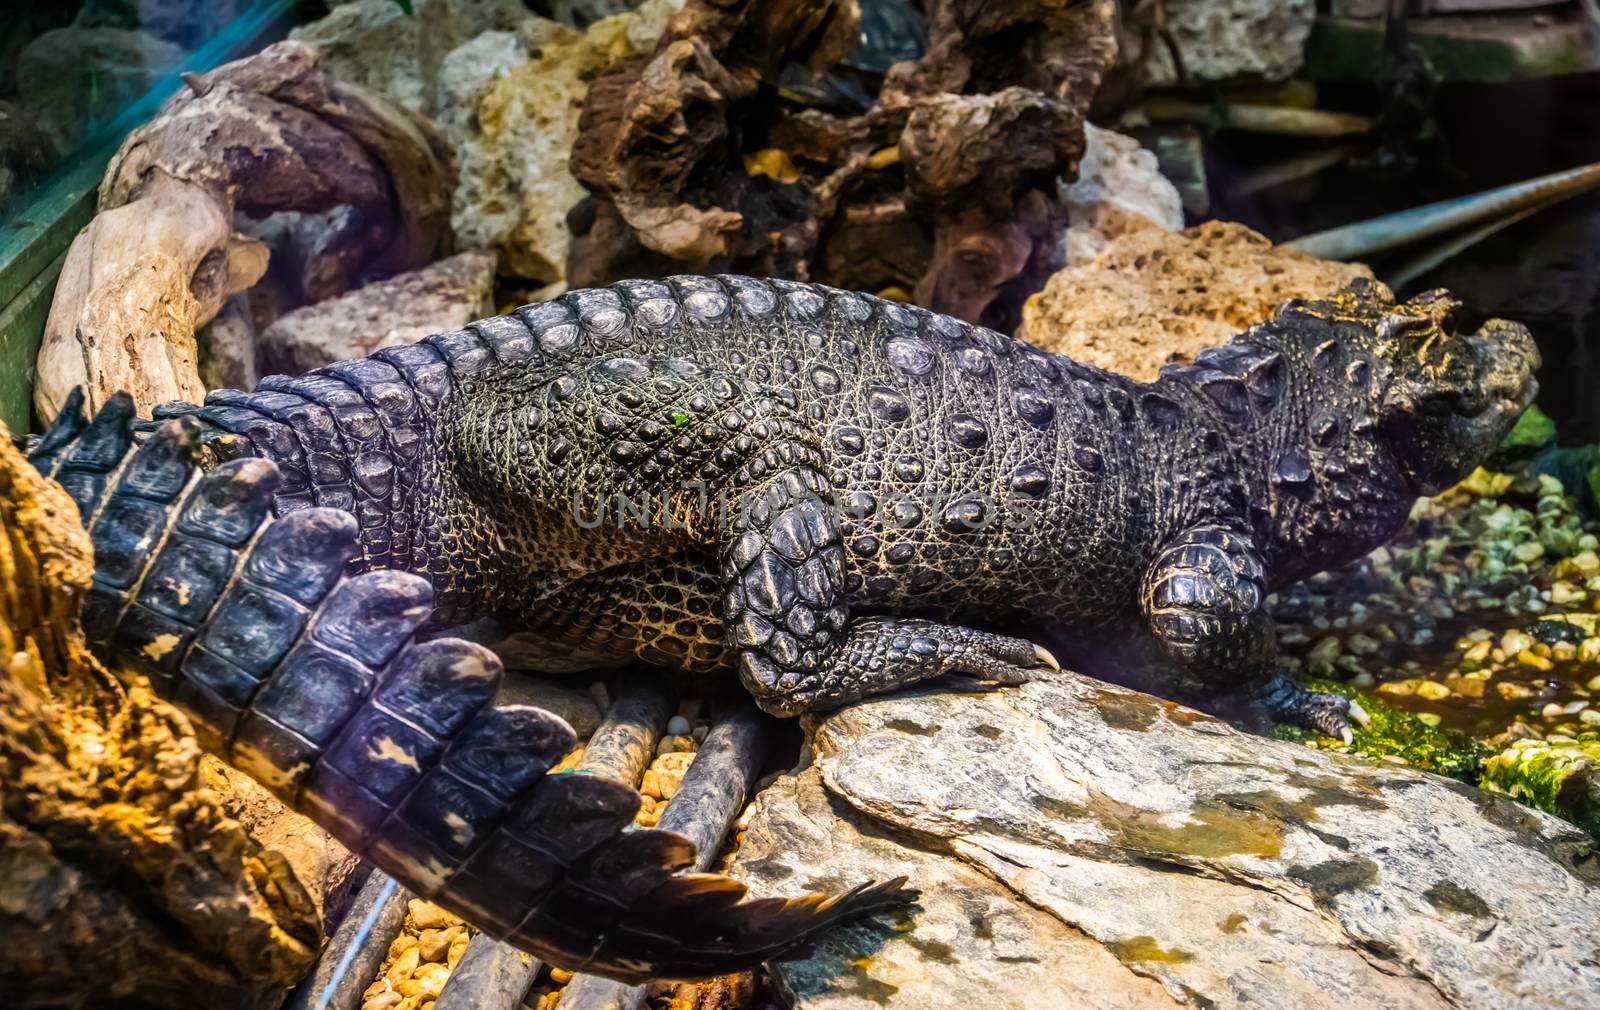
[75,0,249,49]
[17,27,186,155]
[1018,221,1372,380]
[256,251,495,374]
[0,425,319,1005]
[294,0,678,285]
[736,769,1176,1009]
[436,1,682,284]
[289,0,528,115]
[1481,736,1600,839]
[545,0,640,28]
[1129,0,1315,86]
[406,899,463,931]
[1059,124,1183,267]
[733,678,1600,1010]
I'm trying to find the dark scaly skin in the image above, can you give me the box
[26,401,910,983]
[28,275,1537,980]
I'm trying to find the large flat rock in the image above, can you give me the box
[731,677,1600,1010]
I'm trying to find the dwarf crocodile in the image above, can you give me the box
[26,275,1537,982]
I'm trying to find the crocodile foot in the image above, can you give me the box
[1257,674,1371,745]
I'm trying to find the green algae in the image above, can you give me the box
[1218,912,1248,933]
[1033,794,1090,820]
[1034,785,1283,858]
[885,718,941,736]
[1106,935,1194,963]
[1272,678,1485,780]
[1501,404,1557,454]
[1479,733,1600,839]
[973,723,1003,740]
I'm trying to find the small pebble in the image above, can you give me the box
[1517,649,1554,672]
[447,932,470,970]
[1346,633,1380,656]
[390,946,420,982]
[407,900,462,931]
[1500,630,1533,656]
[1308,637,1342,663]
[1414,680,1451,701]
[667,715,691,735]
[1551,581,1586,605]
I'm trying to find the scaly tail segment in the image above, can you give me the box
[26,393,915,984]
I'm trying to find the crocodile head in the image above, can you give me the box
[1359,284,1539,495]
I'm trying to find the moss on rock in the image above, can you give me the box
[1480,735,1600,839]
[1272,679,1485,781]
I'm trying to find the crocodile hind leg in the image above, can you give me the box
[1141,521,1369,741]
[449,356,1059,717]
[45,400,913,982]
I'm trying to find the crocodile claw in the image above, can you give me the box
[1347,698,1371,729]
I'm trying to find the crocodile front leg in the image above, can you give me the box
[1141,522,1369,741]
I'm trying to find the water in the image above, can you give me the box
[1203,72,1600,443]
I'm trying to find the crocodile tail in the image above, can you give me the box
[36,394,914,983]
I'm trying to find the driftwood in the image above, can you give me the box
[34,40,455,421]
[433,675,672,1010]
[556,703,769,1010]
[568,0,1117,331]
[0,426,322,1008]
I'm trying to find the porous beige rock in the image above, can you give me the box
[1019,221,1373,379]
[290,0,528,115]
[734,678,1600,1010]
[256,251,495,375]
[435,0,682,284]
